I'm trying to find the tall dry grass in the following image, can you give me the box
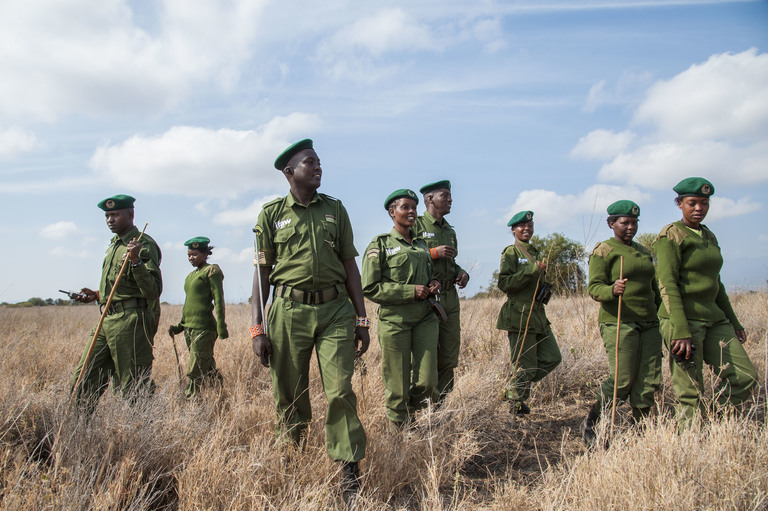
[0,291,765,510]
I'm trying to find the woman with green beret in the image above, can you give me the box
[581,200,662,445]
[654,178,757,425]
[496,211,561,416]
[362,189,441,429]
[168,237,229,399]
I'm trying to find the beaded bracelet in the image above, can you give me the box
[355,316,371,328]
[430,247,438,259]
[250,324,265,338]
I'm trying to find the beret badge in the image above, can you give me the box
[631,206,639,215]
[526,211,533,220]
[701,184,711,195]
[106,200,115,209]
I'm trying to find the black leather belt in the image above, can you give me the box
[101,297,148,315]
[274,285,339,305]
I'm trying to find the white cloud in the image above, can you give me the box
[0,0,267,121]
[583,80,607,113]
[0,128,41,158]
[212,246,253,264]
[213,194,281,227]
[40,221,80,240]
[706,196,762,222]
[502,184,651,229]
[89,113,320,199]
[50,246,89,259]
[571,129,636,160]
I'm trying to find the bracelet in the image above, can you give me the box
[430,247,438,259]
[355,316,371,328]
[131,259,144,268]
[250,324,265,338]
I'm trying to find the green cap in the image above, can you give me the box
[184,236,210,251]
[384,188,419,210]
[607,200,640,217]
[673,177,714,198]
[274,139,314,170]
[419,180,451,194]
[507,210,534,227]
[97,194,135,211]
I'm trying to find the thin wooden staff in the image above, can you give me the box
[51,223,148,468]
[609,255,625,442]
[169,332,184,385]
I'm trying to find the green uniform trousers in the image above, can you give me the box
[505,326,561,402]
[661,318,757,425]
[183,327,222,399]
[378,302,439,423]
[436,286,461,398]
[71,308,155,409]
[267,293,366,462]
[592,321,662,419]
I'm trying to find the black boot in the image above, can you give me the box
[341,461,361,508]
[580,408,600,447]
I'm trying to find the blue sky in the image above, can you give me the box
[1,0,767,304]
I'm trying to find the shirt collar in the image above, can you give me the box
[423,209,450,228]
[287,191,322,208]
[390,226,417,244]
[112,225,140,245]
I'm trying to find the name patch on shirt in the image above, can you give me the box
[275,218,292,230]
[421,232,435,238]
[386,246,401,256]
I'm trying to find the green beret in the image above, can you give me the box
[184,236,210,251]
[384,188,419,210]
[419,180,451,195]
[607,200,640,217]
[97,194,135,211]
[507,210,534,227]
[673,177,714,198]
[274,139,313,170]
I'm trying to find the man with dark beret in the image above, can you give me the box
[71,194,162,409]
[250,139,369,503]
[414,180,469,399]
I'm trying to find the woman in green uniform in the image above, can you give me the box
[496,211,561,415]
[654,177,757,425]
[168,237,229,399]
[362,189,441,428]
[581,200,662,445]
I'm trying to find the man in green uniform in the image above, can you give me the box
[496,211,561,415]
[250,139,369,503]
[72,194,162,409]
[414,180,469,399]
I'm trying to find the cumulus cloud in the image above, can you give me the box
[0,128,41,158]
[40,221,80,240]
[706,195,762,222]
[51,246,89,259]
[0,0,267,121]
[502,184,651,229]
[212,246,253,264]
[89,113,320,198]
[213,194,282,227]
[571,129,635,161]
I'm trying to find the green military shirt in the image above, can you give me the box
[361,228,433,305]
[254,192,357,290]
[414,211,465,288]
[588,238,661,323]
[653,221,742,340]
[180,263,226,332]
[99,225,162,318]
[495,241,549,333]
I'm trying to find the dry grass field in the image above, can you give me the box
[0,292,766,510]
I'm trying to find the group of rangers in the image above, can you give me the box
[70,139,758,505]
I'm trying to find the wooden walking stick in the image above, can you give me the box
[51,223,148,469]
[609,256,625,442]
[169,332,184,385]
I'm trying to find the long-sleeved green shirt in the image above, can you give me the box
[179,263,227,335]
[587,238,661,323]
[99,225,162,318]
[362,228,433,308]
[414,211,466,289]
[495,241,550,333]
[653,221,742,340]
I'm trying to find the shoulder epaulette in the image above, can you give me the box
[320,193,339,202]
[204,264,223,278]
[263,196,284,209]
[591,241,612,258]
[658,223,687,244]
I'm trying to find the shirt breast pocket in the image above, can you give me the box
[386,253,410,283]
[274,225,297,256]
[321,221,339,253]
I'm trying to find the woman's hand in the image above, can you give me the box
[612,278,628,296]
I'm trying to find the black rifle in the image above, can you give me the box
[59,289,88,301]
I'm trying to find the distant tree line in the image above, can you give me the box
[1,297,84,308]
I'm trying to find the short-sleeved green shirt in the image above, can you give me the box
[414,211,465,288]
[99,225,162,317]
[254,192,357,290]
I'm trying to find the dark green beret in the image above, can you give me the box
[507,210,534,227]
[673,177,714,198]
[419,180,451,195]
[97,194,135,211]
[384,188,419,210]
[607,200,640,217]
[184,236,210,251]
[274,139,314,170]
